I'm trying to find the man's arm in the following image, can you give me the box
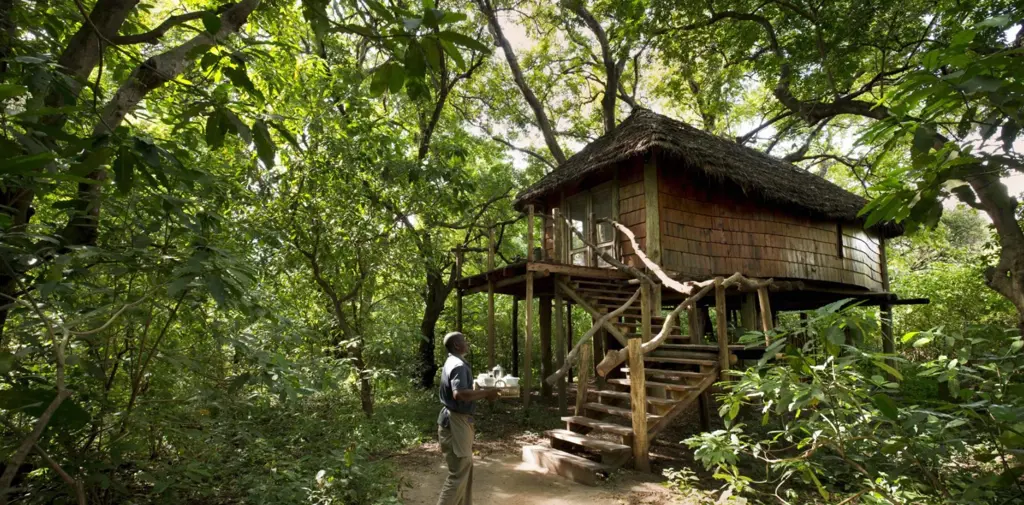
[450,364,499,401]
[453,388,499,402]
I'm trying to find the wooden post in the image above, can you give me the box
[715,278,729,381]
[555,276,567,415]
[643,157,661,266]
[757,286,773,346]
[487,228,496,368]
[567,303,573,383]
[740,293,757,333]
[879,238,896,368]
[524,275,534,407]
[688,306,706,345]
[527,204,535,261]
[512,297,520,377]
[553,207,562,265]
[652,284,662,318]
[455,247,464,333]
[540,296,553,398]
[594,323,606,388]
[697,391,711,432]
[628,284,650,472]
[524,206,535,407]
[589,212,597,267]
[576,342,592,415]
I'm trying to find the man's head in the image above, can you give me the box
[443,331,468,356]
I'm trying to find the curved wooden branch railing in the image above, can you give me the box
[546,287,640,386]
[540,216,774,386]
[595,272,774,376]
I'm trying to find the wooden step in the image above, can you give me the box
[608,378,700,392]
[545,429,631,467]
[644,356,717,366]
[621,367,709,379]
[584,402,661,421]
[662,343,752,351]
[562,416,634,437]
[648,350,721,361]
[617,321,683,329]
[595,389,677,406]
[622,329,688,338]
[522,445,610,486]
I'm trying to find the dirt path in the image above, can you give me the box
[394,437,686,505]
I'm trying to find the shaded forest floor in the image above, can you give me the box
[393,393,723,504]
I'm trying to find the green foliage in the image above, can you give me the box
[687,302,1024,504]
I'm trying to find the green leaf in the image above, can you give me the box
[728,401,740,420]
[403,17,423,32]
[269,121,301,151]
[205,112,226,149]
[423,37,442,70]
[205,274,227,307]
[112,146,135,196]
[874,361,903,381]
[977,15,1012,28]
[439,11,467,25]
[202,11,222,35]
[224,64,263,102]
[950,29,976,47]
[335,24,375,37]
[0,83,29,101]
[4,152,56,174]
[388,63,406,92]
[365,0,394,22]
[912,124,936,155]
[0,352,16,375]
[168,276,192,297]
[439,39,465,70]
[1001,122,1020,152]
[405,40,427,78]
[200,52,221,71]
[437,31,490,52]
[252,119,276,169]
[872,393,900,420]
[912,336,933,347]
[221,109,252,144]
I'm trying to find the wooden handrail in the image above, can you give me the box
[545,285,640,385]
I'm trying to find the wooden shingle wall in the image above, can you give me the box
[658,164,884,291]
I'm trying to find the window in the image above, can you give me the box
[568,195,588,265]
[561,186,617,268]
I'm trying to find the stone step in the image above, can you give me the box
[595,389,678,406]
[545,429,631,467]
[583,402,662,421]
[562,415,634,437]
[522,445,610,486]
[608,378,701,392]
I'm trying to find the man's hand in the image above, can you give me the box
[485,389,500,401]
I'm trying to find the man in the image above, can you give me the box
[435,331,499,505]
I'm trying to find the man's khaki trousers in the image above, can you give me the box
[436,412,474,505]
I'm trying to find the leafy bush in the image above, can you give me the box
[686,301,1024,504]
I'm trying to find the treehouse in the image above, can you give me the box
[454,109,921,485]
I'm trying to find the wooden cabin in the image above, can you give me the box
[455,109,916,484]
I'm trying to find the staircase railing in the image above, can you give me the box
[549,216,777,383]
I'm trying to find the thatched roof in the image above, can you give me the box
[515,109,901,237]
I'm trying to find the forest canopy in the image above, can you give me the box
[0,0,1021,503]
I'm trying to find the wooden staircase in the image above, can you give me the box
[522,278,721,486]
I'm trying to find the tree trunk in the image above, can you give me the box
[418,267,453,388]
[967,172,1024,333]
